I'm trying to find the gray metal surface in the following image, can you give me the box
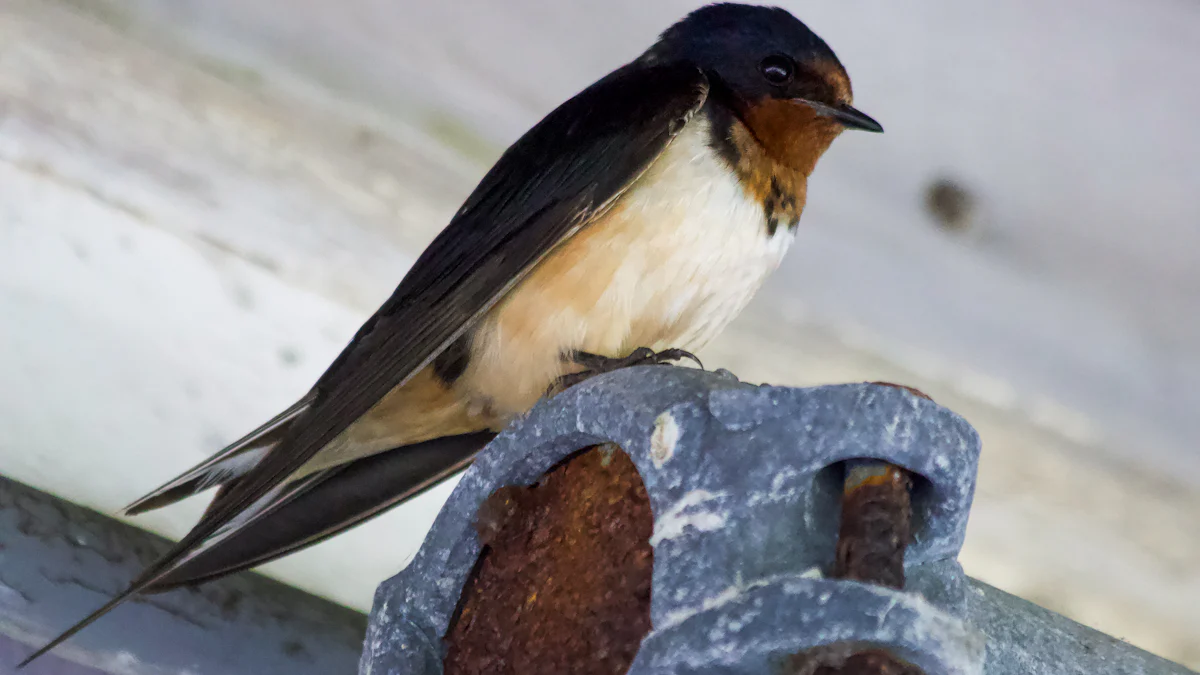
[360,367,1192,674]
[0,476,366,675]
[967,581,1194,675]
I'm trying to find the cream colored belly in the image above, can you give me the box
[457,116,797,421]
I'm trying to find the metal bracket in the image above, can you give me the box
[361,367,1193,674]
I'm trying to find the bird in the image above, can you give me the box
[19,2,881,666]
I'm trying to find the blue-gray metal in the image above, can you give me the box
[0,475,366,674]
[360,366,1193,675]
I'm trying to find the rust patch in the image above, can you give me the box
[833,465,913,590]
[444,446,654,675]
[868,381,933,401]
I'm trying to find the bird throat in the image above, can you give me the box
[706,99,840,236]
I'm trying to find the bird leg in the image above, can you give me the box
[549,347,703,395]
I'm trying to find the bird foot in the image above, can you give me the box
[548,347,703,395]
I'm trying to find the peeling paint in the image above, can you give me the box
[650,489,727,545]
[656,575,787,632]
[650,412,680,469]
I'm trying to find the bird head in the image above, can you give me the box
[643,3,882,169]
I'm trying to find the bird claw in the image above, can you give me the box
[547,347,703,396]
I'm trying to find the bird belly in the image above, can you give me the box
[459,116,797,422]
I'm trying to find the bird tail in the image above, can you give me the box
[147,430,496,590]
[123,398,312,515]
[17,431,494,669]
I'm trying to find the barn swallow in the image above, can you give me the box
[20,2,881,666]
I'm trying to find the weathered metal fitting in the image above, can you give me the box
[361,367,985,674]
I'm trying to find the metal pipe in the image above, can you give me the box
[0,475,366,674]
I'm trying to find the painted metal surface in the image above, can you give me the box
[0,475,366,675]
[362,368,1190,674]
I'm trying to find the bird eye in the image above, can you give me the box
[759,54,794,85]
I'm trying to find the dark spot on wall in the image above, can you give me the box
[217,589,244,620]
[353,127,377,149]
[924,176,976,234]
[281,639,312,661]
[232,284,255,310]
[278,346,301,367]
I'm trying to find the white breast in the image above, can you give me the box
[612,115,796,351]
[464,114,798,419]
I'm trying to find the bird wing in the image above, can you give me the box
[20,62,709,667]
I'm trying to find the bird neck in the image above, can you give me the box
[707,102,839,235]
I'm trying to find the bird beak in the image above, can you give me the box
[794,99,884,133]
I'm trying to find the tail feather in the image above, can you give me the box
[17,431,494,669]
[124,398,312,515]
[150,431,495,591]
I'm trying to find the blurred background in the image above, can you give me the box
[2,0,1197,668]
